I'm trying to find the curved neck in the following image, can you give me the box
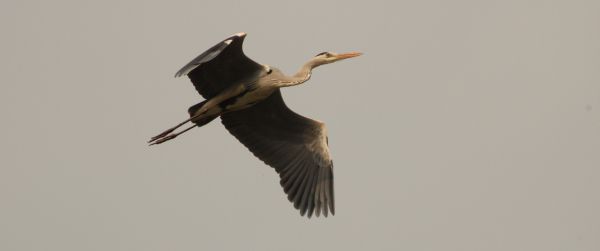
[279,59,319,87]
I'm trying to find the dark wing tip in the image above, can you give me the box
[289,161,334,218]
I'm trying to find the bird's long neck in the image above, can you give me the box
[279,60,318,87]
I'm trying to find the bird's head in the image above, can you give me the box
[311,51,362,67]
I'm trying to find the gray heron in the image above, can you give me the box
[149,32,361,217]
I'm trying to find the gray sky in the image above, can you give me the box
[1,0,599,250]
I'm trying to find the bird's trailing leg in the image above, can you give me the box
[148,85,243,145]
[148,100,222,145]
[149,124,197,145]
[148,99,213,145]
[148,118,193,144]
[148,113,205,145]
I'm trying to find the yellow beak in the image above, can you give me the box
[336,52,363,60]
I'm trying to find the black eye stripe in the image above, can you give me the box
[315,52,328,57]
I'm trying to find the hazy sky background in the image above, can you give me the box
[1,0,599,250]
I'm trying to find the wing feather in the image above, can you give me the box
[175,33,264,99]
[221,90,335,217]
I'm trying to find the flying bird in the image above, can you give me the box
[149,32,361,217]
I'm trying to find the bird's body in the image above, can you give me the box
[149,32,361,217]
[191,67,306,119]
[205,68,279,113]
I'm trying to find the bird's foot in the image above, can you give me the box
[148,124,197,146]
[148,133,177,146]
[148,127,177,144]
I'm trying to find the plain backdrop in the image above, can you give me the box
[1,1,599,250]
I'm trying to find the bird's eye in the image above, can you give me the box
[264,65,272,74]
[316,52,328,57]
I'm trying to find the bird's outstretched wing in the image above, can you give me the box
[221,90,335,218]
[175,32,265,99]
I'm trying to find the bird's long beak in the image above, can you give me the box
[336,52,362,60]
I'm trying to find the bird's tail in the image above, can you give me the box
[188,101,219,127]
